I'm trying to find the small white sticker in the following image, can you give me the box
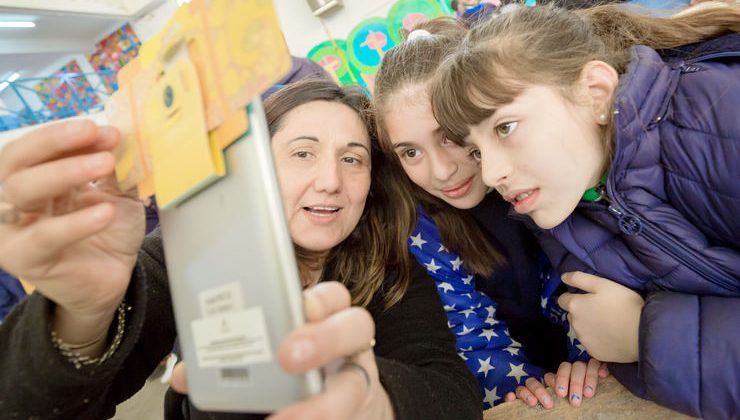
[191,307,273,368]
[199,281,245,317]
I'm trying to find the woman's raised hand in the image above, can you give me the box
[0,119,145,344]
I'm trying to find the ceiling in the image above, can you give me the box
[0,0,163,80]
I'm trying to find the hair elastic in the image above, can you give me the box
[407,29,433,42]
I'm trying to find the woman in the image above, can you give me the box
[0,80,480,420]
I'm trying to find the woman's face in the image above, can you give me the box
[466,85,605,229]
[272,101,371,253]
[384,84,489,209]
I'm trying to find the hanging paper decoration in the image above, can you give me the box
[33,60,101,116]
[87,22,142,94]
[346,17,397,93]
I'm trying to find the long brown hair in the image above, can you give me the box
[375,17,504,277]
[431,3,740,156]
[265,79,414,308]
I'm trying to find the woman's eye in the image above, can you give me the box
[294,151,309,158]
[495,121,518,139]
[469,148,481,162]
[342,156,361,165]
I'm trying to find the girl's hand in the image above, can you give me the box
[546,359,609,407]
[0,120,145,347]
[558,272,644,363]
[503,377,555,409]
[171,282,393,420]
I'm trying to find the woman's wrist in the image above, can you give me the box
[51,302,120,357]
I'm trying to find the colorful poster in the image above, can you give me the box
[33,60,101,115]
[387,0,447,44]
[346,17,397,93]
[307,40,364,88]
[87,22,142,93]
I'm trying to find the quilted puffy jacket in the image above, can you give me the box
[532,34,740,419]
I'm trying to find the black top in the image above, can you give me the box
[470,192,568,372]
[0,229,480,420]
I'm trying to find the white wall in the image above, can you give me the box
[274,0,396,56]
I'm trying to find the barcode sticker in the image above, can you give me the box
[191,307,273,368]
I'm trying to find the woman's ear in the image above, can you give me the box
[577,61,619,125]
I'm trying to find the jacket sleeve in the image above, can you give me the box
[627,291,739,419]
[372,260,482,420]
[0,229,176,420]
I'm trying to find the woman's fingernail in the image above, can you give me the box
[585,384,594,394]
[542,396,552,406]
[289,338,315,363]
[557,385,566,396]
[571,394,581,401]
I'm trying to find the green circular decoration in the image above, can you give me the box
[387,0,448,44]
[346,17,396,75]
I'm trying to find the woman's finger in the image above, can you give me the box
[268,356,372,420]
[303,281,352,322]
[3,152,116,212]
[170,362,188,394]
[0,120,115,179]
[554,362,571,398]
[583,358,601,398]
[278,307,374,373]
[568,361,586,407]
[0,202,114,273]
[525,377,553,409]
[543,372,556,389]
[504,391,517,402]
[598,362,610,378]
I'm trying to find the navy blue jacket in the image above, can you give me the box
[532,34,740,419]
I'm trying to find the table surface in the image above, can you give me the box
[483,376,698,419]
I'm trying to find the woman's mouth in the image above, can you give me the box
[302,206,341,224]
[442,176,474,199]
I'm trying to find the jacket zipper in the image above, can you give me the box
[600,180,737,292]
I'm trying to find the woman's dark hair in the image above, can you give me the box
[265,79,414,308]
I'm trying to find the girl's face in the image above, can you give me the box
[272,101,371,253]
[467,85,606,229]
[385,85,489,209]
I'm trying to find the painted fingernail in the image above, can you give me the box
[585,384,594,394]
[289,338,315,363]
[571,394,581,401]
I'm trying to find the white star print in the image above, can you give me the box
[478,329,498,341]
[485,317,499,326]
[509,338,522,348]
[541,297,548,309]
[425,258,441,274]
[477,357,495,378]
[462,293,472,300]
[450,256,463,271]
[409,232,427,249]
[437,281,453,293]
[567,324,578,345]
[460,307,476,318]
[507,362,528,384]
[462,274,474,285]
[485,306,495,318]
[484,386,501,405]
[438,244,448,253]
[576,343,586,355]
[504,346,520,356]
[458,325,473,336]
[458,351,468,361]
[443,304,456,312]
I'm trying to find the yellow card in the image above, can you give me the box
[143,47,224,209]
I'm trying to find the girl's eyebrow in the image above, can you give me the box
[393,141,416,150]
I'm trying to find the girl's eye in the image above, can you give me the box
[469,148,481,162]
[441,137,452,145]
[403,149,418,159]
[293,150,310,158]
[495,121,518,139]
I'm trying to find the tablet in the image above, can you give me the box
[159,99,322,413]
